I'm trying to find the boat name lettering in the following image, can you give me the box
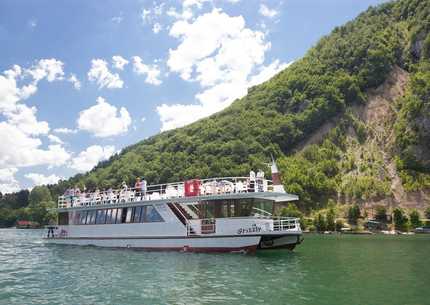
[237,224,262,234]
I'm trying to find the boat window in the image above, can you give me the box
[106,209,113,224]
[73,212,80,225]
[117,208,124,224]
[139,206,147,223]
[198,199,273,218]
[79,211,87,224]
[111,209,118,224]
[133,206,143,223]
[96,209,107,224]
[145,205,164,222]
[125,208,133,223]
[88,210,96,224]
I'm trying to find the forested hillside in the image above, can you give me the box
[1,0,430,226]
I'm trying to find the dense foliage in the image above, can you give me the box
[1,0,430,226]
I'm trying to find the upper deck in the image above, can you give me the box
[58,176,298,211]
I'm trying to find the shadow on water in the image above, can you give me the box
[0,230,429,305]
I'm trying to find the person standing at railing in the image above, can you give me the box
[256,170,264,192]
[134,177,142,198]
[249,170,256,192]
[141,177,147,200]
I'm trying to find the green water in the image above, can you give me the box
[0,229,429,305]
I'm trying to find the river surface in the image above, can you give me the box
[0,229,429,305]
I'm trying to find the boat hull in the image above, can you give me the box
[44,235,262,253]
[44,233,302,253]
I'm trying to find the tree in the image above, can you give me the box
[347,205,361,225]
[409,210,421,228]
[27,186,55,225]
[314,213,327,232]
[29,186,52,206]
[393,208,408,231]
[375,205,387,222]
[326,208,336,231]
[425,207,430,220]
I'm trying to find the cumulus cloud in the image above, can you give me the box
[77,97,131,137]
[158,9,288,131]
[152,22,162,34]
[48,134,64,144]
[70,145,115,172]
[112,55,129,70]
[67,74,81,90]
[87,59,123,89]
[0,122,70,167]
[132,56,162,85]
[25,173,63,186]
[0,62,71,169]
[259,4,278,18]
[0,168,20,194]
[26,58,65,82]
[53,127,77,134]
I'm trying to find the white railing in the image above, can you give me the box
[273,217,301,231]
[186,217,301,236]
[58,177,273,209]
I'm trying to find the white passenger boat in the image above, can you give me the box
[45,161,303,253]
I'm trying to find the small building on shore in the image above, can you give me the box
[16,220,40,229]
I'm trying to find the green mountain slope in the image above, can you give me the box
[2,0,429,224]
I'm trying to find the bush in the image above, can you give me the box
[409,210,422,228]
[375,205,387,222]
[326,208,336,231]
[393,208,408,231]
[314,213,327,232]
[425,207,430,220]
[347,205,361,225]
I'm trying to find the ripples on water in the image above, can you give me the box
[0,229,428,305]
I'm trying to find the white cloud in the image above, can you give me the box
[25,173,63,186]
[112,55,129,70]
[0,168,20,194]
[259,4,278,18]
[53,127,77,134]
[77,96,131,137]
[132,56,162,85]
[87,59,123,89]
[0,121,70,168]
[70,145,115,172]
[3,104,49,136]
[159,8,282,131]
[68,74,81,90]
[48,134,64,144]
[152,22,162,34]
[0,62,71,170]
[26,58,65,82]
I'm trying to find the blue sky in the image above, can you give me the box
[0,0,388,193]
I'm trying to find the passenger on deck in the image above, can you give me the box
[141,177,147,199]
[121,181,128,191]
[256,170,264,192]
[134,177,142,197]
[249,170,256,192]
